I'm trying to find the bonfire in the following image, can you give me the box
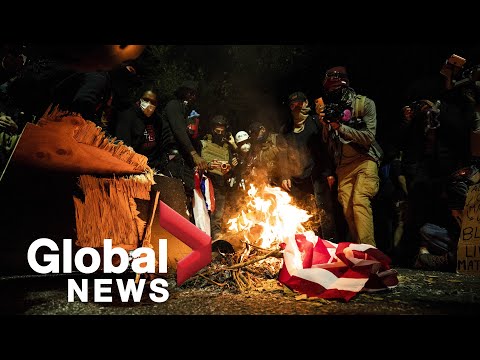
[184,182,318,292]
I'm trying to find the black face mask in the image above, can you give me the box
[212,132,225,144]
[325,87,354,106]
[325,88,344,103]
[257,132,267,142]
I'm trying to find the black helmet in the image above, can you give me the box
[211,115,228,127]
[248,121,264,135]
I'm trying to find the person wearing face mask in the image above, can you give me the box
[230,130,255,191]
[114,88,163,168]
[317,66,383,246]
[280,91,338,241]
[236,131,252,154]
[200,115,238,242]
[158,80,208,195]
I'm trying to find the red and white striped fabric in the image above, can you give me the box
[192,171,212,236]
[278,232,399,302]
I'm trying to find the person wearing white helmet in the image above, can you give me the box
[230,130,256,190]
[235,130,251,153]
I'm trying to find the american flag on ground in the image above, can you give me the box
[278,232,399,302]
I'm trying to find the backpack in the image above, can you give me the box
[351,94,384,164]
[353,94,366,119]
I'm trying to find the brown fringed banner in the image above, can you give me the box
[12,106,151,175]
[74,173,155,250]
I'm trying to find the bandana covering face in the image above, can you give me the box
[293,105,311,133]
[140,99,156,117]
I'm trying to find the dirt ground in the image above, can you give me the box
[1,268,479,315]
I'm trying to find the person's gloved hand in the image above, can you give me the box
[192,152,208,171]
[227,133,237,149]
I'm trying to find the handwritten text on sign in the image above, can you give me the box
[457,183,480,274]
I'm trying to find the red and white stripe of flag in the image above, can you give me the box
[278,233,399,302]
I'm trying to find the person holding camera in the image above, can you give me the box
[396,55,479,267]
[280,91,338,241]
[200,115,237,241]
[316,66,383,247]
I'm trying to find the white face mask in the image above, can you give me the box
[140,99,156,117]
[240,143,251,153]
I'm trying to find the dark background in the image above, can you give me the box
[5,42,479,164]
[295,43,480,151]
[148,43,480,153]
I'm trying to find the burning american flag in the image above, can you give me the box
[279,232,399,302]
[225,184,398,301]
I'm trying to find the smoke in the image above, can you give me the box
[195,45,305,135]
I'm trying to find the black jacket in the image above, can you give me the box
[160,99,196,163]
[114,105,163,168]
[281,114,334,183]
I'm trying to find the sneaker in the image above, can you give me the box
[416,253,449,271]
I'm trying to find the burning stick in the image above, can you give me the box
[224,249,283,271]
[182,248,283,289]
[184,183,315,291]
[198,273,227,287]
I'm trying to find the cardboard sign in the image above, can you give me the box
[457,183,480,275]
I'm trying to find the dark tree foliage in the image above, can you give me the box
[133,45,311,135]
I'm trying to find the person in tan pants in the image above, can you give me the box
[317,66,383,246]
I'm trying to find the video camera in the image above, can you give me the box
[323,102,347,124]
[403,99,441,133]
[453,65,480,103]
[322,100,365,129]
[441,54,480,103]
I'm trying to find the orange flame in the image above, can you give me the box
[227,184,312,249]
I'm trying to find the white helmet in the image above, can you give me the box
[235,131,250,144]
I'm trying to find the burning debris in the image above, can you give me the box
[183,245,284,292]
[182,183,399,302]
[226,184,314,249]
[183,183,314,292]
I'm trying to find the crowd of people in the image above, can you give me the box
[1,44,479,272]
